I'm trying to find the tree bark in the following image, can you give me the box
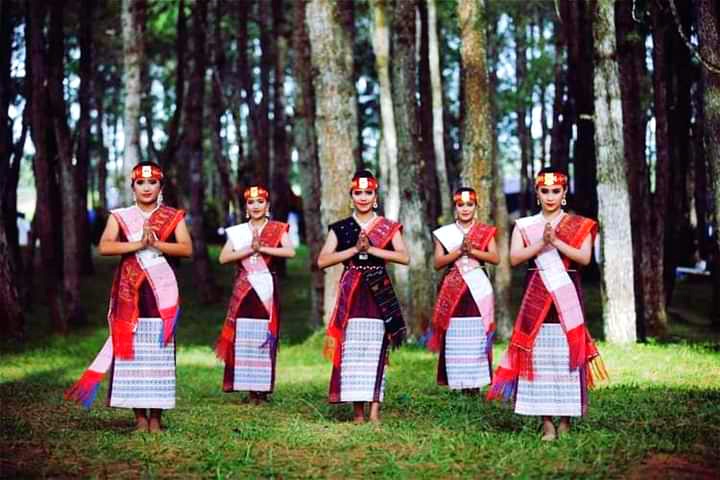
[514,12,531,217]
[645,1,672,336]
[487,8,512,340]
[306,0,360,323]
[0,0,24,339]
[392,0,434,334]
[369,0,400,220]
[182,0,217,303]
[418,0,439,226]
[28,0,65,333]
[427,0,452,224]
[48,0,87,328]
[293,0,325,327]
[234,0,253,201]
[565,0,597,218]
[616,0,651,340]
[121,0,146,202]
[550,11,571,174]
[95,77,109,212]
[271,0,291,225]
[458,0,493,223]
[593,0,637,344]
[76,0,95,274]
[697,0,720,326]
[337,0,363,170]
[210,0,235,223]
[159,0,186,209]
[257,0,273,186]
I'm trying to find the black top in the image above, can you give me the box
[329,216,390,268]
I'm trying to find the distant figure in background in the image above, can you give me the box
[65,162,192,433]
[215,185,295,405]
[317,170,408,424]
[488,168,607,441]
[428,187,499,395]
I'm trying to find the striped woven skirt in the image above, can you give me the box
[336,317,387,403]
[444,316,490,390]
[108,317,176,410]
[230,318,273,392]
[514,323,582,417]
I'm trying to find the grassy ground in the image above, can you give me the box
[1,246,719,478]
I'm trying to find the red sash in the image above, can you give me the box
[323,217,401,367]
[110,206,184,359]
[215,221,288,364]
[488,214,607,402]
[428,223,496,352]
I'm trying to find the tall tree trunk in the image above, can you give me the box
[234,0,254,200]
[616,0,650,340]
[458,0,493,222]
[550,7,571,171]
[306,0,360,324]
[76,0,94,274]
[48,0,87,328]
[369,0,400,220]
[566,0,597,218]
[293,0,324,327]
[28,0,65,333]
[271,0,291,225]
[121,0,146,202]
[593,0,637,344]
[514,13,531,217]
[427,0,452,224]
[210,0,234,223]
[418,0,439,226]
[257,0,273,186]
[646,1,672,336]
[160,0,186,209]
[393,0,434,334]
[0,0,24,339]
[665,0,693,308]
[95,78,108,212]
[487,8,512,340]
[697,0,720,326]
[183,0,217,303]
[337,0,363,170]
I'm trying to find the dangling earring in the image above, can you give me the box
[157,191,164,206]
[245,211,250,219]
[536,198,541,206]
[373,201,378,210]
[561,197,567,206]
[265,208,271,219]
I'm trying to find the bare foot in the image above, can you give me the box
[557,419,570,436]
[134,417,149,433]
[353,415,365,424]
[148,417,163,433]
[541,421,556,441]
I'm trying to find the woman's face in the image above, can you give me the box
[455,199,476,223]
[246,197,269,220]
[536,185,566,214]
[351,188,376,214]
[133,178,161,206]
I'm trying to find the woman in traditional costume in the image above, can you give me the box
[65,162,192,433]
[317,170,409,423]
[428,187,499,394]
[215,185,295,405]
[487,168,607,441]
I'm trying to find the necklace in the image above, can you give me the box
[353,212,377,230]
[455,219,475,234]
[137,203,160,219]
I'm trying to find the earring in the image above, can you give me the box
[265,209,271,219]
[245,211,250,219]
[561,197,567,206]
[157,192,164,206]
[373,201,378,209]
[536,198,541,206]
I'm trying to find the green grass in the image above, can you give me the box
[1,247,719,478]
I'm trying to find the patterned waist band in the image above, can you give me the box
[347,265,385,271]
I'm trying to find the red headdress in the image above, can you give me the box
[243,185,270,201]
[453,189,477,205]
[535,171,568,188]
[131,164,164,182]
[350,175,378,192]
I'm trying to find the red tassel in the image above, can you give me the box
[65,370,105,408]
[565,326,586,371]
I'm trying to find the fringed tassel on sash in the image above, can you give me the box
[64,370,105,409]
[324,269,363,367]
